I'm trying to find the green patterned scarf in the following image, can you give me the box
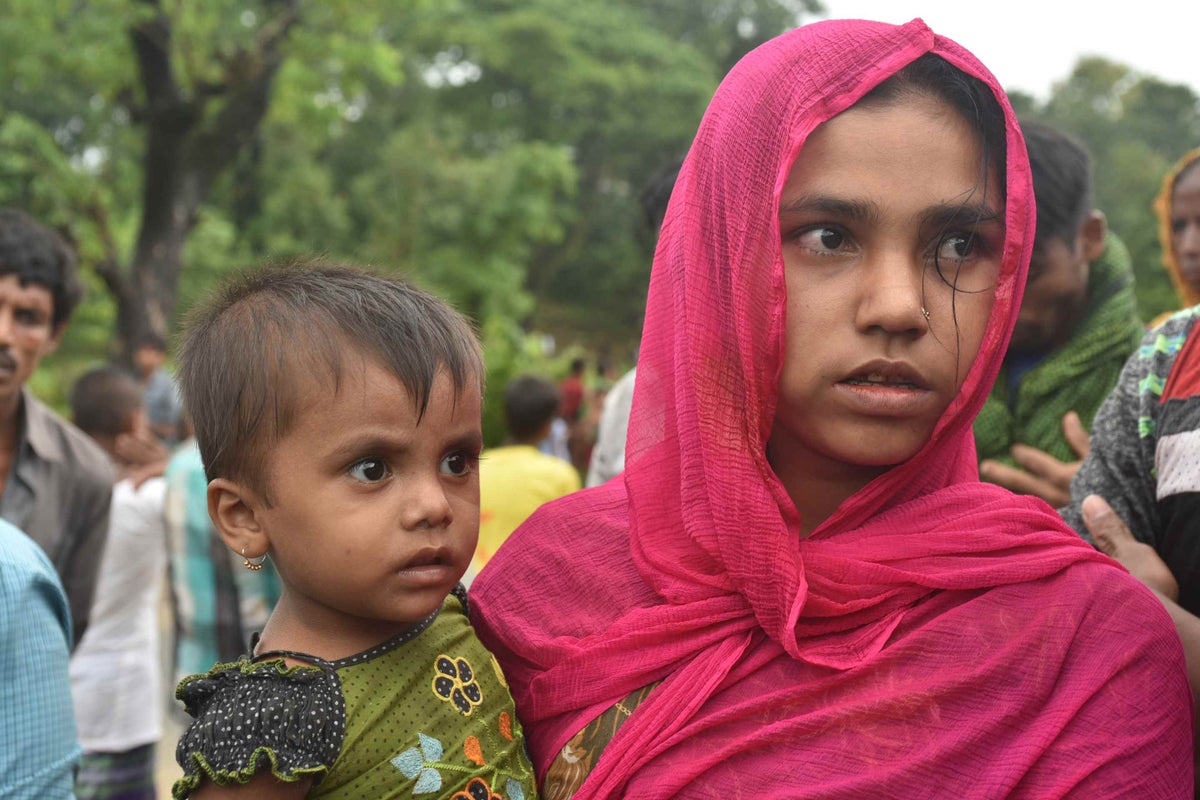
[975,231,1142,466]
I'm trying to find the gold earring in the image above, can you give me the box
[921,307,930,321]
[242,546,267,571]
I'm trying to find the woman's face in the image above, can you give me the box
[1171,164,1200,292]
[770,93,1003,486]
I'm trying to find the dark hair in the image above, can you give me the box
[178,263,483,502]
[1018,119,1093,248]
[569,357,586,374]
[503,374,561,442]
[134,331,168,352]
[858,54,1007,200]
[71,366,143,438]
[0,208,84,328]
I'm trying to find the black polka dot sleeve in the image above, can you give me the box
[172,658,346,799]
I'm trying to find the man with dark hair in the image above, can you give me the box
[473,374,580,582]
[975,120,1143,505]
[0,208,114,646]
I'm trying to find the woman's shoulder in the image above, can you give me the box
[989,557,1180,654]
[469,481,657,673]
[476,482,636,595]
[173,658,346,797]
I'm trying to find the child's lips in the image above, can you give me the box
[397,547,459,584]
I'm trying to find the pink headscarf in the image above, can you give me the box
[473,18,1191,798]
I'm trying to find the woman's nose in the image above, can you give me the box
[855,251,929,334]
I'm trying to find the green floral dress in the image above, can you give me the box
[173,586,538,799]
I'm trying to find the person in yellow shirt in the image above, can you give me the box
[471,375,581,584]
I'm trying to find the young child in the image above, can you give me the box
[68,366,168,800]
[171,265,538,799]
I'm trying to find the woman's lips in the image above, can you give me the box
[835,361,933,415]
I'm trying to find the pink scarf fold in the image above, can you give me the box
[472,17,1191,798]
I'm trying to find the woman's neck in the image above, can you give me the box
[766,427,891,537]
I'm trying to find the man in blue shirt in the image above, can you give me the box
[0,517,79,799]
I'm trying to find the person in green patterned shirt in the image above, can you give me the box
[170,265,538,800]
[976,119,1142,505]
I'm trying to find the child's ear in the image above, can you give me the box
[207,478,271,561]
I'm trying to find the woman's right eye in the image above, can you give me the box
[348,458,390,483]
[792,226,846,254]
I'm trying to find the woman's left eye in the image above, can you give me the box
[348,458,390,482]
[440,451,477,477]
[936,233,977,261]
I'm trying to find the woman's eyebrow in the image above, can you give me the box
[919,200,1004,229]
[777,195,879,223]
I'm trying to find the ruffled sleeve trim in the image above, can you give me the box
[172,658,346,799]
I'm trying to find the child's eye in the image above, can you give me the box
[348,458,390,483]
[440,451,477,477]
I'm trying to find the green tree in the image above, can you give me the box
[0,0,408,363]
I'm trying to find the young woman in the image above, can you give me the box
[470,18,1192,799]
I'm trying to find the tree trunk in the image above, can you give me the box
[109,0,298,362]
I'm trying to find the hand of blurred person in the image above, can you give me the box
[979,411,1090,507]
[1081,494,1180,602]
[116,428,168,468]
[115,430,169,488]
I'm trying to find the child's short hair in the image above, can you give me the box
[0,208,84,328]
[178,263,483,502]
[503,375,560,442]
[70,366,143,438]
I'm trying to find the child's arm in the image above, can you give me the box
[174,658,344,800]
[189,774,312,799]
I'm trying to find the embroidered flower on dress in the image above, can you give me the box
[451,777,516,800]
[391,732,445,794]
[432,654,483,715]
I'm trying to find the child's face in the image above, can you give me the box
[257,358,482,642]
[770,93,1002,485]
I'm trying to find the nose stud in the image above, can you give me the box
[921,307,930,321]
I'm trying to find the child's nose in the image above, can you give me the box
[401,477,454,530]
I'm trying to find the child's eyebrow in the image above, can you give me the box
[324,433,413,462]
[446,430,484,452]
[325,428,484,462]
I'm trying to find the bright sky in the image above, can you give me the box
[817,1,1196,101]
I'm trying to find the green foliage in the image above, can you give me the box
[6,0,1197,434]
